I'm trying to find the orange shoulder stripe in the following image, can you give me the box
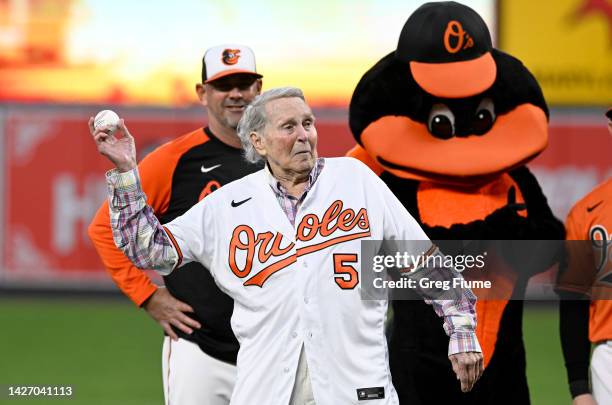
[139,128,210,214]
[163,226,183,268]
[88,128,208,306]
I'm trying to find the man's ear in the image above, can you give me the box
[195,83,207,107]
[250,131,266,157]
[255,79,263,95]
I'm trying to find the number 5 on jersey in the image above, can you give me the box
[334,253,359,289]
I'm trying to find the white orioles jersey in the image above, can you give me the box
[164,157,430,405]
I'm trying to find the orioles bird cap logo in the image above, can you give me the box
[443,20,474,54]
[222,49,241,65]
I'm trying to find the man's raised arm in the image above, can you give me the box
[89,116,180,275]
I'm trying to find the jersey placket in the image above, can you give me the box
[291,182,331,403]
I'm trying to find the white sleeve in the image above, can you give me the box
[163,198,216,272]
[357,161,429,242]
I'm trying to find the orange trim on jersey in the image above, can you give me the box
[423,244,437,257]
[163,226,183,269]
[166,338,173,405]
[87,128,209,306]
[397,243,438,273]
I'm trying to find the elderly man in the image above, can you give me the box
[93,87,483,405]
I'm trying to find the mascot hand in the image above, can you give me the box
[484,187,528,238]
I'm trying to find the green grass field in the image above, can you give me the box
[0,297,162,404]
[0,298,571,404]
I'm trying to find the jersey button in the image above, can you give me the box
[283,367,290,373]
[304,297,309,304]
[303,262,308,268]
[291,331,298,338]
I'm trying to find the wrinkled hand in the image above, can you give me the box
[88,117,137,172]
[449,351,484,392]
[573,394,597,405]
[143,287,201,341]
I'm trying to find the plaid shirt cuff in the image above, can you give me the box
[106,168,146,209]
[448,331,482,356]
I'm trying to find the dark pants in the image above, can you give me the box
[389,300,530,405]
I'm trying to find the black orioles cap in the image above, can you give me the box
[395,1,496,98]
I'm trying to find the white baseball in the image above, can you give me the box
[94,110,120,132]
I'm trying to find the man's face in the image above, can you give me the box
[255,97,318,176]
[199,74,262,130]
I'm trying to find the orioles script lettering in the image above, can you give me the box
[228,200,371,287]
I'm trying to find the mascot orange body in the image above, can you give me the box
[348,2,564,404]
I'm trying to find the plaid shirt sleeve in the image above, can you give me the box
[408,248,481,356]
[427,294,481,356]
[106,167,180,276]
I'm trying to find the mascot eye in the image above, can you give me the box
[428,104,455,139]
[472,98,496,135]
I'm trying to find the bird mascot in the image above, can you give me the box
[347,2,564,404]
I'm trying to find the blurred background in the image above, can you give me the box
[0,0,609,403]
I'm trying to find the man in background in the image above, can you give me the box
[558,108,612,405]
[88,44,263,405]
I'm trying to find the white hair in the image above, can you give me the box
[237,87,305,163]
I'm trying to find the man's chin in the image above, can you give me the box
[295,157,315,172]
[223,112,244,128]
[223,118,240,130]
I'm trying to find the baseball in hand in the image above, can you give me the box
[93,110,120,133]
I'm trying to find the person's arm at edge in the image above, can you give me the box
[558,210,594,402]
[559,297,592,401]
